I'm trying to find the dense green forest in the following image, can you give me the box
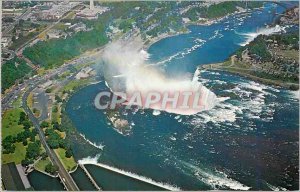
[235,32,299,61]
[184,1,263,21]
[23,29,108,68]
[1,57,33,93]
[271,32,299,49]
[23,2,144,68]
[236,35,272,62]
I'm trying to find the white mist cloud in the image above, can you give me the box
[100,38,217,115]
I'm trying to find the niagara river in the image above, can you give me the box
[65,3,299,191]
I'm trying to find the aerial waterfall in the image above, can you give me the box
[99,38,218,115]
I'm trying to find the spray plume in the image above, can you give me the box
[99,38,217,115]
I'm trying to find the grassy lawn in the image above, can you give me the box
[2,108,42,164]
[35,157,51,172]
[58,71,71,80]
[33,108,41,118]
[2,142,27,164]
[27,92,34,109]
[64,11,75,20]
[276,49,299,60]
[54,148,77,171]
[2,108,24,138]
[54,23,68,31]
[37,67,46,75]
[38,32,47,40]
[51,104,61,124]
[12,94,23,108]
[74,61,94,71]
[55,130,66,139]
[62,79,91,92]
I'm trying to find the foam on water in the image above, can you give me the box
[264,181,287,191]
[289,90,299,100]
[189,72,280,127]
[195,102,238,124]
[237,25,286,46]
[152,110,161,116]
[78,154,101,164]
[79,133,105,150]
[209,30,224,40]
[90,80,102,85]
[180,161,250,190]
[152,38,207,66]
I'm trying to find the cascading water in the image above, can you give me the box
[100,38,218,115]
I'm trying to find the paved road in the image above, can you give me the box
[22,81,79,191]
[33,89,49,121]
[2,7,32,36]
[2,82,28,112]
[1,4,100,190]
[16,4,84,56]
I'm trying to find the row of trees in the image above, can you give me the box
[21,140,42,167]
[42,121,73,158]
[2,111,37,154]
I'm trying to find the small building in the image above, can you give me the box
[75,67,94,79]
[69,22,87,32]
[76,6,109,20]
[1,37,11,48]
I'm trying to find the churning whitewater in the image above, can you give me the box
[99,39,218,115]
[65,2,299,191]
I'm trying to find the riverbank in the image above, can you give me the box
[59,1,287,158]
[58,0,298,167]
[144,29,190,50]
[60,79,105,160]
[143,5,258,50]
[185,6,251,26]
[200,62,299,90]
[61,2,299,190]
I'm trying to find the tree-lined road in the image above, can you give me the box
[22,79,79,191]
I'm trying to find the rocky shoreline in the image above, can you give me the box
[200,63,299,90]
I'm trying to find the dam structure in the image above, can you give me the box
[79,164,102,190]
[79,162,180,191]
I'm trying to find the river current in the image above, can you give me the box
[65,2,299,191]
